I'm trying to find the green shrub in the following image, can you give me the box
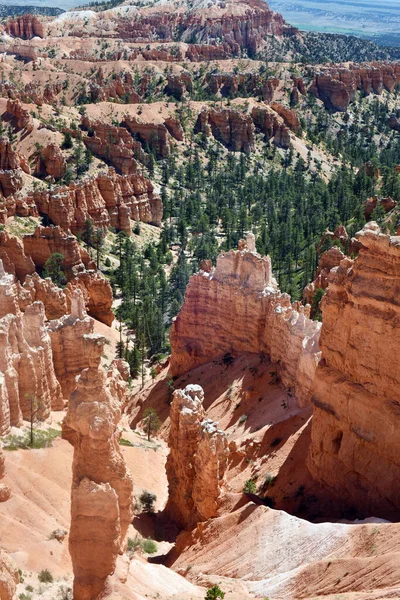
[205,585,225,600]
[38,569,53,583]
[3,429,61,451]
[139,490,156,512]
[243,479,257,494]
[142,538,157,554]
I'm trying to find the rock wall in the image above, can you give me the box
[165,384,228,529]
[311,62,400,111]
[65,354,134,600]
[194,107,255,152]
[0,449,11,503]
[308,223,400,517]
[0,549,18,600]
[170,236,321,406]
[5,14,44,39]
[27,167,162,234]
[0,260,64,434]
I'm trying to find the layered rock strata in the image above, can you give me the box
[165,384,228,529]
[66,351,134,600]
[5,14,44,39]
[308,223,400,517]
[194,107,255,152]
[170,235,321,406]
[26,168,162,233]
[0,260,64,434]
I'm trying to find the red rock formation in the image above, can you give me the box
[81,118,141,174]
[165,384,228,529]
[0,549,18,600]
[66,270,114,326]
[34,143,66,180]
[185,43,232,61]
[0,261,64,434]
[21,272,68,320]
[164,116,184,141]
[270,102,301,134]
[364,195,396,218]
[303,246,345,308]
[251,106,291,148]
[0,449,11,503]
[5,14,44,39]
[5,98,33,133]
[170,235,321,406]
[122,115,172,158]
[0,230,35,281]
[308,223,400,518]
[48,290,105,400]
[65,355,134,600]
[26,168,162,234]
[194,107,255,152]
[0,135,29,198]
[23,226,95,278]
[311,62,400,112]
[165,71,192,99]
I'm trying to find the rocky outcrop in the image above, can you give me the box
[66,270,114,326]
[311,62,400,111]
[308,223,400,518]
[170,235,321,406]
[23,226,94,278]
[165,384,228,529]
[21,272,68,320]
[364,195,396,218]
[122,115,172,159]
[0,260,64,435]
[0,549,18,600]
[0,230,35,281]
[251,106,291,148]
[194,107,255,152]
[270,102,301,134]
[81,118,143,174]
[26,168,162,234]
[5,14,44,39]
[66,352,134,600]
[34,143,66,180]
[165,71,192,99]
[5,98,34,133]
[0,449,11,503]
[0,135,29,198]
[48,290,105,400]
[303,246,345,309]
[164,116,184,141]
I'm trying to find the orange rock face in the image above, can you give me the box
[311,63,400,111]
[0,260,64,435]
[48,290,105,400]
[0,230,35,281]
[23,225,94,278]
[0,549,18,600]
[34,143,66,180]
[66,270,114,326]
[21,272,68,320]
[0,448,11,503]
[270,101,301,134]
[303,246,345,309]
[308,223,400,518]
[170,237,321,406]
[251,106,291,148]
[5,98,34,133]
[27,168,162,234]
[65,355,134,600]
[165,385,228,529]
[194,107,255,152]
[5,14,44,39]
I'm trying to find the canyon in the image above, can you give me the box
[0,1,399,599]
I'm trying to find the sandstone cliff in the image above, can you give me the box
[27,168,162,234]
[165,384,228,529]
[194,107,255,152]
[66,353,134,600]
[308,223,400,517]
[311,62,400,111]
[170,235,321,406]
[0,260,64,435]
